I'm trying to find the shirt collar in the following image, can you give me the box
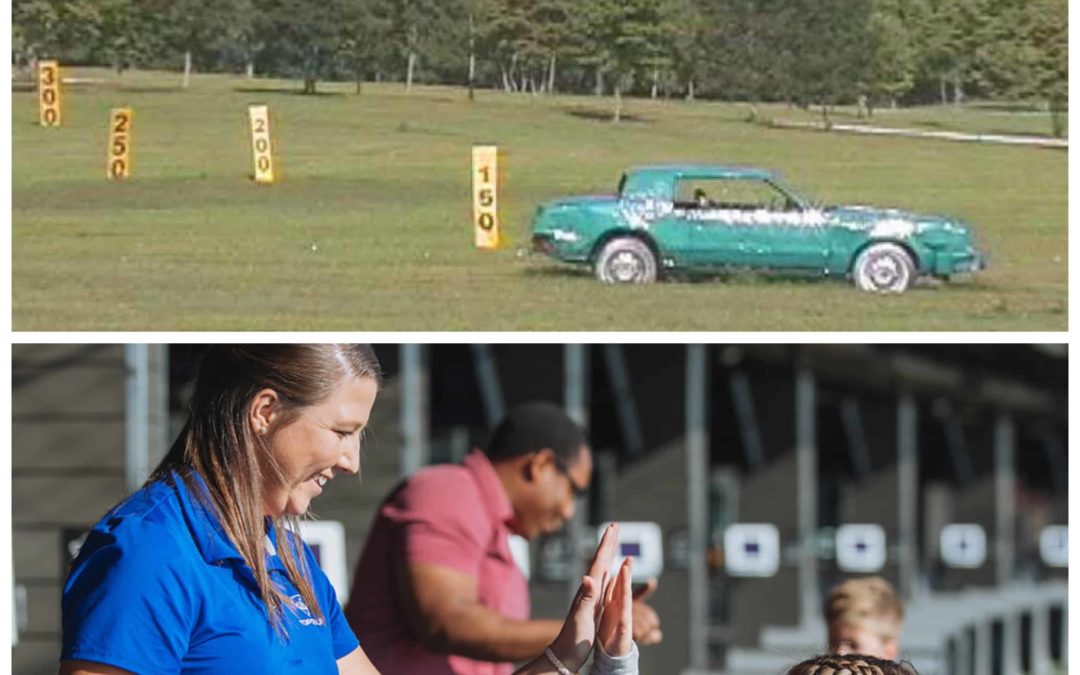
[462,450,515,527]
[172,470,286,571]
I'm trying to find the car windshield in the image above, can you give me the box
[767,180,815,210]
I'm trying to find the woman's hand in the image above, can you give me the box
[597,557,633,657]
[513,524,620,674]
[546,522,619,670]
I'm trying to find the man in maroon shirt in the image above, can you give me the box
[345,402,661,675]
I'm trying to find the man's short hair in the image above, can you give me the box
[825,576,905,639]
[484,402,587,464]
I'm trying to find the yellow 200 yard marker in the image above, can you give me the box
[249,105,276,184]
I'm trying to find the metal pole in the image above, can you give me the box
[686,345,709,671]
[973,619,991,675]
[795,369,819,626]
[401,344,430,477]
[151,345,169,469]
[125,344,150,493]
[897,394,919,599]
[471,345,505,427]
[602,345,645,455]
[995,413,1016,586]
[995,413,1018,675]
[564,344,589,603]
[564,344,588,427]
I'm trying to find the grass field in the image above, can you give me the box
[12,69,1067,330]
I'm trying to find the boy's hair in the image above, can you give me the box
[787,654,918,675]
[825,577,905,639]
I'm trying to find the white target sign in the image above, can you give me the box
[725,523,780,577]
[1039,525,1067,568]
[940,523,987,569]
[836,524,887,573]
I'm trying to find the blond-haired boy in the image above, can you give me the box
[824,576,905,660]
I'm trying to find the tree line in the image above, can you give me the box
[13,0,1067,122]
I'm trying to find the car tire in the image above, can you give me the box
[594,237,658,284]
[852,242,916,294]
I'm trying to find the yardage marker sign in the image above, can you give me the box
[472,145,500,249]
[248,105,276,184]
[39,60,62,127]
[107,108,133,179]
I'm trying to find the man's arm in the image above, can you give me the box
[397,561,562,662]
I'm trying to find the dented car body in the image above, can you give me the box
[530,165,986,292]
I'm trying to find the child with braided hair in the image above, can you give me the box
[787,654,918,675]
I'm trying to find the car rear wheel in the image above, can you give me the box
[852,243,915,294]
[594,237,658,284]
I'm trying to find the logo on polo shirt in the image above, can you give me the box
[289,594,325,627]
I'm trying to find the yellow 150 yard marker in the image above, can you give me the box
[473,145,500,250]
[248,105,276,184]
[38,60,62,127]
[107,108,133,179]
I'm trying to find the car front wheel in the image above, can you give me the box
[852,243,916,293]
[594,237,658,284]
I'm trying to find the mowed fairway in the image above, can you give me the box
[12,69,1067,330]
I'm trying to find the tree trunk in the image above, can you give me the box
[613,83,622,123]
[468,13,476,101]
[468,52,476,101]
[547,53,557,94]
[406,51,416,91]
[686,79,695,102]
[939,75,947,105]
[952,72,964,105]
[501,67,511,92]
[651,68,659,100]
[246,60,255,79]
[594,67,604,97]
[182,50,192,88]
[355,75,362,95]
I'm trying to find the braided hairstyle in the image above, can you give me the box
[786,654,918,675]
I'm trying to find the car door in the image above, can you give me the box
[672,178,755,268]
[732,180,831,270]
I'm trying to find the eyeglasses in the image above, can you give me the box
[553,457,589,498]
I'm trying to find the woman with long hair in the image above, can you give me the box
[60,345,635,675]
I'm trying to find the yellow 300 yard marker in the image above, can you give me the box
[472,145,500,250]
[107,108,133,179]
[38,60,62,127]
[248,105,276,184]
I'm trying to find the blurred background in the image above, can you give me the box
[11,343,1068,674]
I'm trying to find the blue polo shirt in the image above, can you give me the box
[61,471,359,674]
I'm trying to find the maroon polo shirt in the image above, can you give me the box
[345,450,529,675]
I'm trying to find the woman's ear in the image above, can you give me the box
[248,388,279,436]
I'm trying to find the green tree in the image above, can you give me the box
[13,0,103,68]
[253,0,352,94]
[581,0,670,121]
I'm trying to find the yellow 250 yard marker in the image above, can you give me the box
[38,60,62,127]
[248,105,275,184]
[107,108,133,180]
[473,145,500,250]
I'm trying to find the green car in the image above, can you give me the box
[530,165,985,293]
